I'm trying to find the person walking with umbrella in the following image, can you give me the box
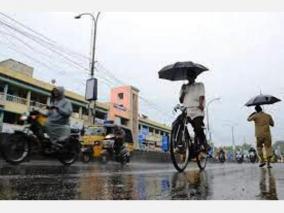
[247,105,274,168]
[245,94,280,168]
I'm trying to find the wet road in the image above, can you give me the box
[0,160,283,200]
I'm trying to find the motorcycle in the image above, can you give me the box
[248,150,257,163]
[2,110,81,166]
[100,134,130,165]
[236,151,244,163]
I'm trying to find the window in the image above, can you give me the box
[121,117,128,126]
[3,111,21,125]
[142,125,148,129]
[72,104,80,113]
[118,93,124,100]
[96,110,107,120]
[0,81,6,92]
[82,107,88,115]
[123,128,134,143]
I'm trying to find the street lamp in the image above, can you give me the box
[206,97,221,143]
[75,12,100,78]
[75,12,101,124]
[223,122,238,159]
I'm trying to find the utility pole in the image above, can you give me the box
[223,122,237,160]
[206,97,221,147]
[75,12,101,125]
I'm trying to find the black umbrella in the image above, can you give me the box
[158,61,209,81]
[245,94,281,107]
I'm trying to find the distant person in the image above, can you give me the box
[247,105,274,168]
[217,147,225,157]
[179,72,210,152]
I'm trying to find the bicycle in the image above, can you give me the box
[170,104,208,172]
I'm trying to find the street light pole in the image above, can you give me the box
[231,125,235,148]
[206,97,221,142]
[75,12,100,77]
[75,12,101,125]
[223,122,237,159]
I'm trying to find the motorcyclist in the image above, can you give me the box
[216,147,225,162]
[248,146,257,162]
[113,125,129,162]
[218,147,225,157]
[179,72,210,153]
[45,87,73,147]
[236,149,244,160]
[248,146,257,155]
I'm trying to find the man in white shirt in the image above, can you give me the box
[179,72,210,152]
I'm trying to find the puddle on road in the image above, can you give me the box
[0,163,281,200]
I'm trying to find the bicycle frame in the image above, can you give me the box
[173,105,200,159]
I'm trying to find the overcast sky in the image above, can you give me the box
[1,12,284,146]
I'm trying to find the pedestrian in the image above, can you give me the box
[247,105,274,168]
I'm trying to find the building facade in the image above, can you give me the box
[108,86,140,149]
[0,59,108,132]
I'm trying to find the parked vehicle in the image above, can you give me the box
[1,110,81,166]
[80,123,134,163]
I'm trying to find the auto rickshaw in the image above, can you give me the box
[80,123,134,163]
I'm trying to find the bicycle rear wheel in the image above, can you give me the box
[170,122,190,172]
[196,151,208,170]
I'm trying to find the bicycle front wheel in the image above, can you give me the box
[170,122,190,172]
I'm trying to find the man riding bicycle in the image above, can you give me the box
[179,72,210,153]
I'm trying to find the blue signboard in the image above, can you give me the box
[162,135,169,152]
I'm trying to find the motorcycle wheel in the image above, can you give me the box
[81,152,91,163]
[2,133,29,165]
[237,159,243,164]
[219,154,226,163]
[120,146,129,165]
[57,139,80,166]
[250,157,257,163]
[101,152,109,164]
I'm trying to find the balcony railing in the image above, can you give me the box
[6,94,28,105]
[0,92,5,105]
[30,100,47,109]
[1,93,86,121]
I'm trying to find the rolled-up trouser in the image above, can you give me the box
[256,135,272,163]
[189,116,207,146]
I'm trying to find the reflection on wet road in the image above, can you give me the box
[0,160,284,200]
[258,168,278,200]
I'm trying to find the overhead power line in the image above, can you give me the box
[0,12,174,122]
